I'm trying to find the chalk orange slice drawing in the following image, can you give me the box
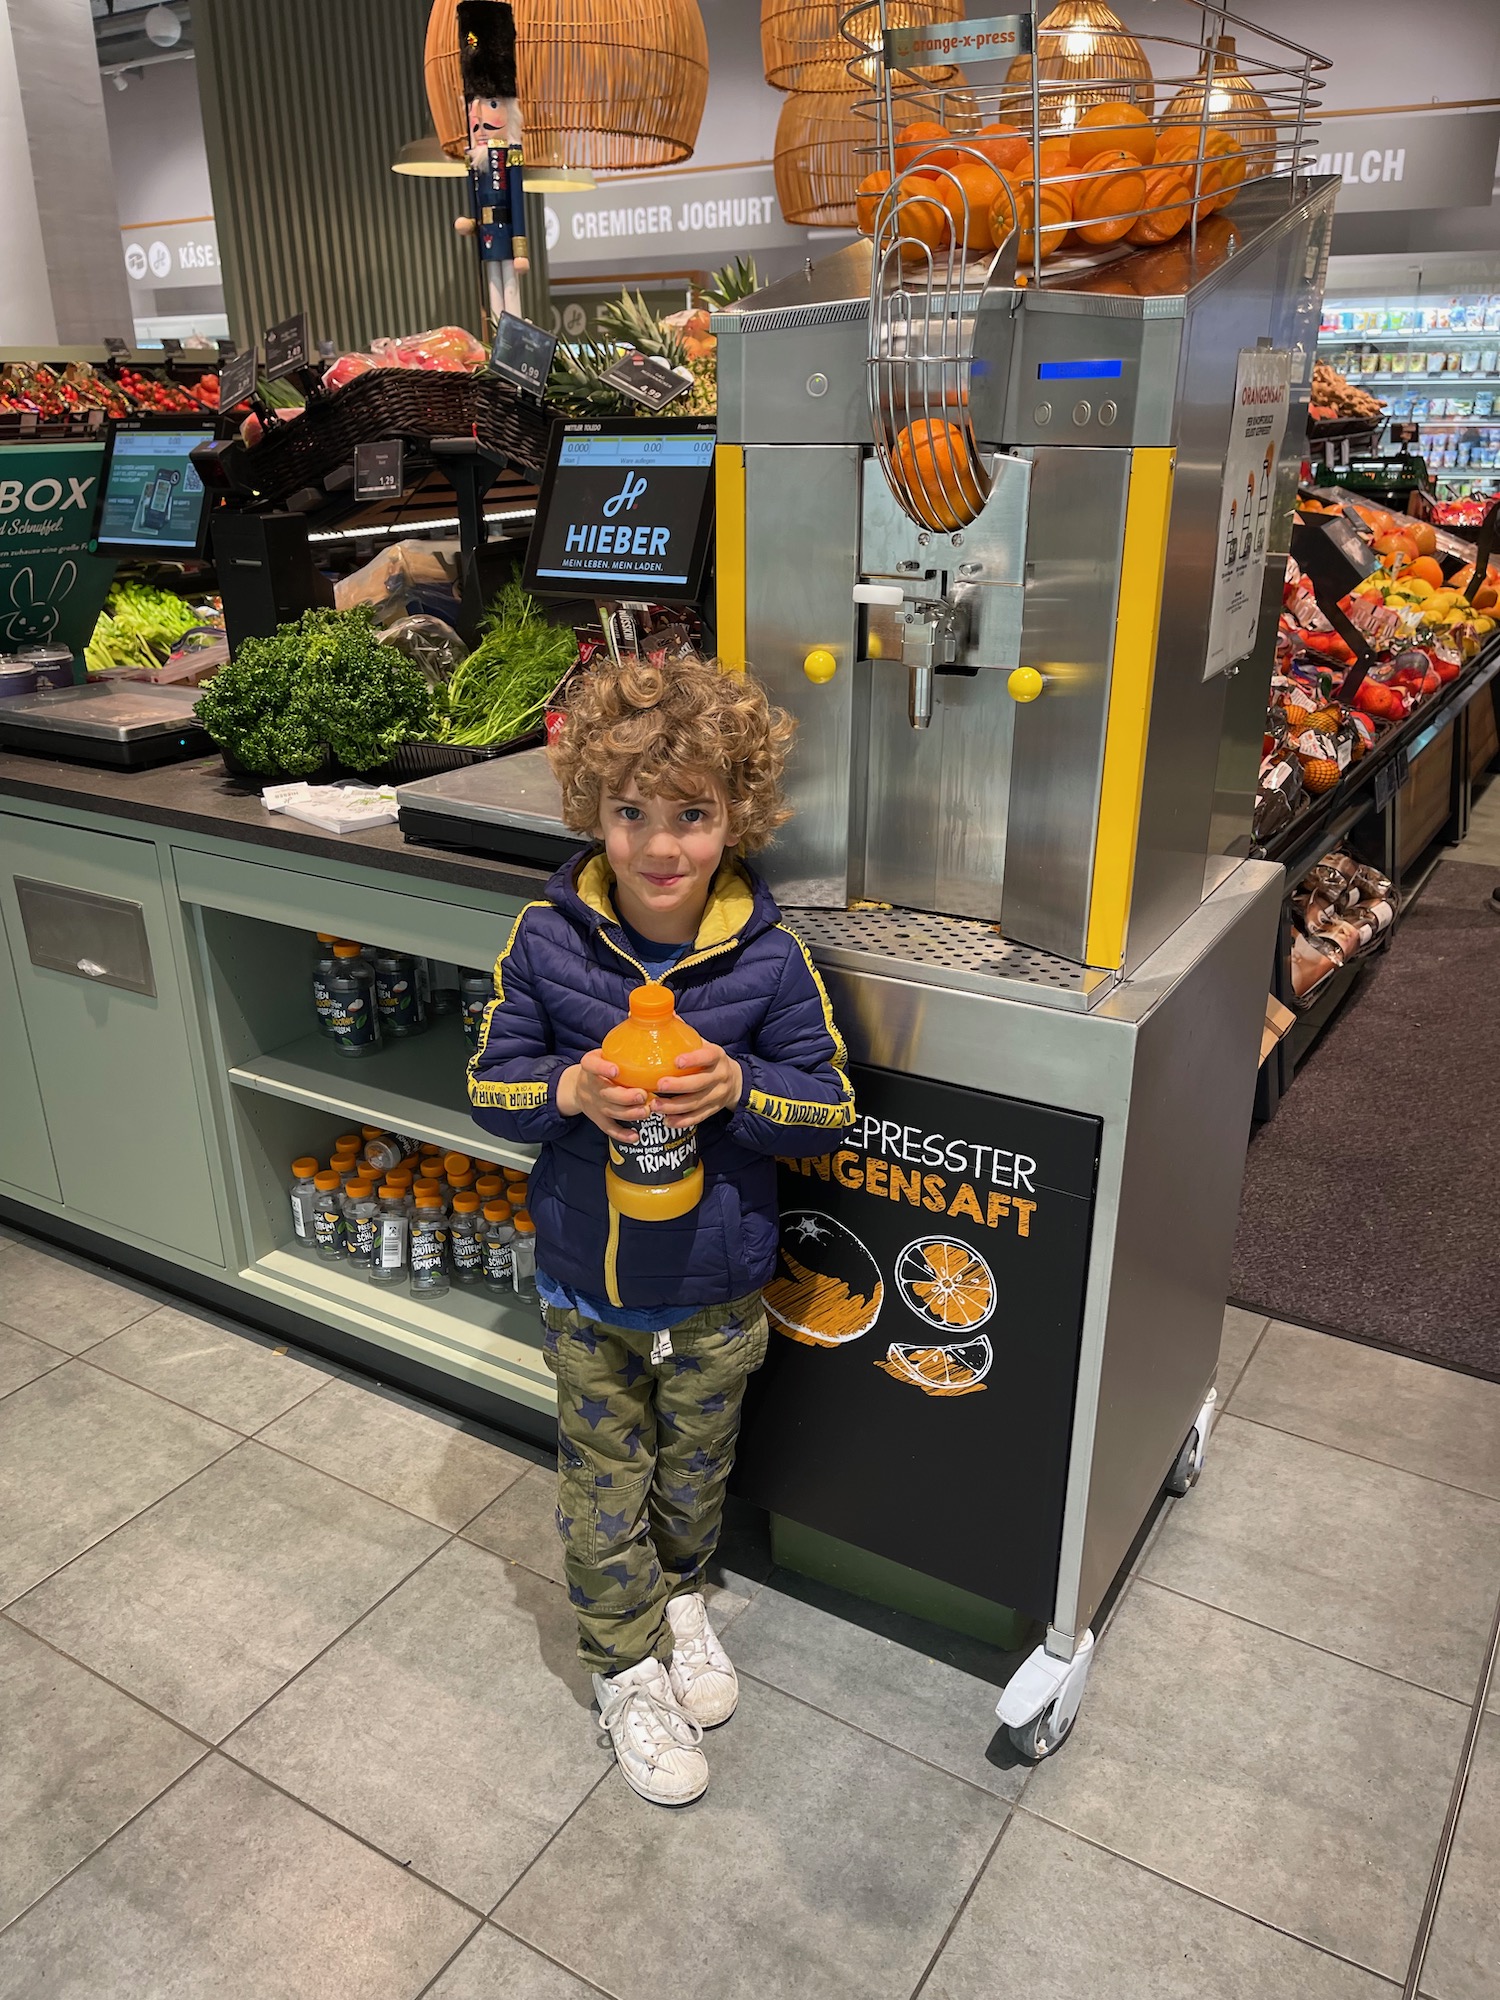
[765,1211,884,1347]
[894,1237,996,1331]
[877,1335,993,1396]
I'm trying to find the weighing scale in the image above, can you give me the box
[395,747,581,870]
[0,681,212,769]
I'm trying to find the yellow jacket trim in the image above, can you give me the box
[746,922,856,1128]
[603,1200,624,1308]
[575,853,756,959]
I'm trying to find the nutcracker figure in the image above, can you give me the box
[453,0,529,330]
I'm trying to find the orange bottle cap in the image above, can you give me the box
[482,1201,513,1222]
[388,1170,413,1189]
[333,942,363,958]
[449,1171,474,1190]
[443,1153,472,1175]
[313,1171,341,1191]
[419,1143,442,1156]
[415,1193,442,1211]
[315,932,337,944]
[452,1193,480,1213]
[379,1182,402,1199]
[360,1125,385,1139]
[347,1180,373,1198]
[291,1157,318,1178]
[475,1177,504,1200]
[336,1132,361,1149]
[412,1180,440,1200]
[475,1159,499,1173]
[514,1215,535,1234]
[629,982,676,1019]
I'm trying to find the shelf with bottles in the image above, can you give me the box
[1320,302,1500,339]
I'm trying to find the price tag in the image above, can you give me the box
[1390,420,1420,445]
[354,438,404,500]
[490,312,558,399]
[264,310,311,381]
[600,347,694,413]
[103,335,130,357]
[1374,761,1398,811]
[161,336,183,354]
[218,346,259,413]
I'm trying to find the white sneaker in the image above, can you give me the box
[665,1591,739,1726]
[593,1656,708,1806]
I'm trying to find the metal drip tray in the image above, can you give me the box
[782,905,1118,1013]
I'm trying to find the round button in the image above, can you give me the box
[1033,401,1053,425]
[1072,400,1092,426]
[806,372,829,398]
[1008,667,1045,704]
[1099,399,1118,426]
[803,648,838,685]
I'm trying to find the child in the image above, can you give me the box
[468,652,854,1806]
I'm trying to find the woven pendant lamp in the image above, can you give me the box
[773,87,870,226]
[426,0,708,171]
[760,0,963,94]
[1162,37,1278,176]
[1004,0,1153,128]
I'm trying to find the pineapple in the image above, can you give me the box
[544,263,763,419]
[699,256,760,312]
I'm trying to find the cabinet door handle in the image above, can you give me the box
[76,958,108,979]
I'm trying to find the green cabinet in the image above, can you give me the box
[0,919,61,1203]
[0,813,223,1264]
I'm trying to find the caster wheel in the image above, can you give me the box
[1008,1698,1075,1761]
[1166,1427,1201,1498]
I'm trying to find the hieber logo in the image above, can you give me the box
[564,469,671,563]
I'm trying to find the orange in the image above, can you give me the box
[932,158,1006,254]
[1408,521,1438,557]
[1000,173,1072,262]
[856,169,893,237]
[1070,101,1156,168]
[895,120,954,172]
[970,121,1030,174]
[892,418,985,532]
[894,185,950,261]
[1404,556,1444,590]
[1125,166,1192,246]
[1300,758,1340,794]
[1072,147,1147,246]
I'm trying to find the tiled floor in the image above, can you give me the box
[1,1229,1498,1999]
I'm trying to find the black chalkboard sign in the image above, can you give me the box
[264,311,311,381]
[218,347,259,413]
[601,347,694,414]
[490,312,558,400]
[354,439,405,501]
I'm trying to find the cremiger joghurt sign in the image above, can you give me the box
[543,164,814,269]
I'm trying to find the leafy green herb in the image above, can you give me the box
[196,606,440,777]
[435,577,576,747]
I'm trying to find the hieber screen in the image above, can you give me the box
[524,421,716,602]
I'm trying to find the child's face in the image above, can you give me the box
[599,776,731,942]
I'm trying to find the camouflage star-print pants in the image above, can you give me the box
[540,1291,769,1675]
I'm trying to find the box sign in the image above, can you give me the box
[733,1063,1102,1621]
[523,420,716,602]
[544,165,811,270]
[120,219,224,294]
[1312,111,1500,214]
[0,443,117,659]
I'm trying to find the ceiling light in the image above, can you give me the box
[522,165,597,193]
[391,135,468,177]
[143,5,182,47]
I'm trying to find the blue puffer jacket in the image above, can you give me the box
[468,850,856,1312]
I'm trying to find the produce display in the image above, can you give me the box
[435,579,577,748]
[196,607,440,779]
[0,360,216,425]
[1257,496,1499,841]
[1309,360,1383,429]
[1287,850,1397,1003]
[854,102,1252,267]
[547,259,759,420]
[84,581,212,675]
[320,325,489,394]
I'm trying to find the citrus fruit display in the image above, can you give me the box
[1072,148,1147,247]
[1069,101,1156,169]
[894,1236,997,1332]
[971,121,1029,173]
[894,185,952,261]
[891,417,986,532]
[765,1212,884,1348]
[895,120,957,172]
[878,1335,993,1398]
[932,158,1007,254]
[1126,166,1192,247]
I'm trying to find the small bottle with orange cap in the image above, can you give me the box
[326,943,382,1058]
[310,1171,346,1260]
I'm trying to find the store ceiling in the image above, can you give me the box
[92,0,194,84]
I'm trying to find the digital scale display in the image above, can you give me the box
[1037,358,1123,381]
[523,418,716,602]
[93,419,216,555]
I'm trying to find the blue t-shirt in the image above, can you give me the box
[539,917,699,1330]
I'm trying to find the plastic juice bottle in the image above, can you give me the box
[409,1194,449,1297]
[310,1171,347,1260]
[459,969,493,1051]
[511,1213,537,1298]
[327,944,382,1058]
[370,1182,411,1286]
[480,1201,516,1294]
[372,950,428,1039]
[448,1170,475,1199]
[449,1193,484,1286]
[363,1131,416,1177]
[312,935,340,1038]
[412,1178,444,1211]
[289,1157,320,1246]
[345,1180,380,1272]
[600,984,704,1221]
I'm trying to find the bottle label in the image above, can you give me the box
[482,1238,514,1284]
[463,998,488,1052]
[329,991,378,1048]
[378,1216,408,1270]
[290,1192,306,1239]
[609,1113,698,1190]
[312,975,333,1025]
[313,1202,344,1253]
[376,970,423,1033]
[452,1230,483,1275]
[411,1221,447,1280]
[349,1213,379,1261]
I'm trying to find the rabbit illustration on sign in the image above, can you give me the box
[4,563,77,645]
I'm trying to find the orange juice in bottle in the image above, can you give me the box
[600,983,704,1221]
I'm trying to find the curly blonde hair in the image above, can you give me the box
[549,653,795,852]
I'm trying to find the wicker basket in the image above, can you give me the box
[242,369,552,507]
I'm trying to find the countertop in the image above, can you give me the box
[0,751,558,901]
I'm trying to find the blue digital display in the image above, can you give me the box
[1038,359,1124,381]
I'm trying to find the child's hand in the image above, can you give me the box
[650,1043,744,1128]
[557,1053,650,1142]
